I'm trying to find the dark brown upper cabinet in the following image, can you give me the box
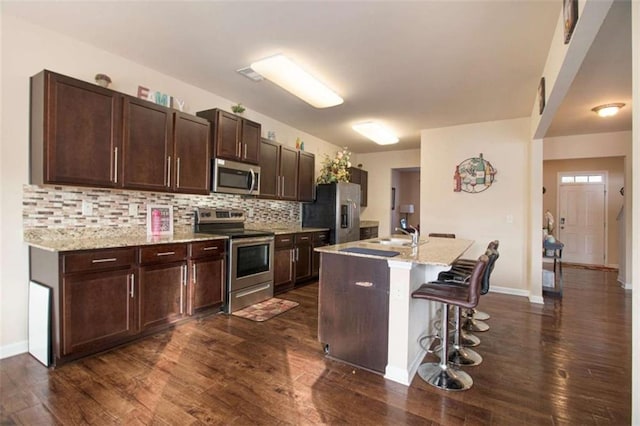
[171,112,211,195]
[30,70,210,194]
[31,70,122,188]
[348,167,368,207]
[259,139,298,201]
[196,108,261,165]
[121,97,173,192]
[297,151,315,202]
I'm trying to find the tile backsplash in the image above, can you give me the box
[23,184,300,235]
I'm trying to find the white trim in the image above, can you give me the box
[529,295,545,304]
[490,285,530,298]
[619,281,632,291]
[0,340,28,359]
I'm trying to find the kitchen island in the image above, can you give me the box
[315,235,473,386]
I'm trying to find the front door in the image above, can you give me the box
[557,174,606,265]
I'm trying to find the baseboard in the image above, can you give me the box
[528,295,545,304]
[490,286,529,298]
[619,281,632,290]
[0,340,28,360]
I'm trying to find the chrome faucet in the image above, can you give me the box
[395,226,420,247]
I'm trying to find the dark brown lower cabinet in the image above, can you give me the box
[62,268,137,356]
[294,233,313,284]
[274,234,295,295]
[29,239,225,366]
[138,262,187,331]
[312,230,330,278]
[318,252,390,373]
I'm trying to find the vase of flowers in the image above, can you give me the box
[316,147,351,184]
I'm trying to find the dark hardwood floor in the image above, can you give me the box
[1,266,631,425]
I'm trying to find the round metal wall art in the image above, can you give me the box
[453,153,497,193]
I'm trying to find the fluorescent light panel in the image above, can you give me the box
[352,121,399,145]
[250,55,343,108]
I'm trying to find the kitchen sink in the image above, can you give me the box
[370,237,413,247]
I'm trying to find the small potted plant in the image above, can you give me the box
[94,73,112,88]
[231,103,246,114]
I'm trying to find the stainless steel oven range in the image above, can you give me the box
[194,208,274,313]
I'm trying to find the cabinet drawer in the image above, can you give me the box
[139,243,187,265]
[313,231,330,244]
[275,234,294,249]
[295,233,312,244]
[189,239,226,259]
[63,248,136,274]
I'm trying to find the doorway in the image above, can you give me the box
[390,168,421,232]
[557,172,607,265]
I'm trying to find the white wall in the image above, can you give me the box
[0,15,342,355]
[355,149,421,236]
[421,118,530,296]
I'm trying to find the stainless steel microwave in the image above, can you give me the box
[212,158,260,196]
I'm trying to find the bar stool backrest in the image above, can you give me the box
[467,254,489,308]
[480,248,499,295]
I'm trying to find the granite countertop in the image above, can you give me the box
[315,235,474,266]
[24,230,228,253]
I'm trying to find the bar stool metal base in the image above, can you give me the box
[466,309,490,321]
[462,317,490,332]
[417,363,473,391]
[448,345,483,366]
[460,330,481,347]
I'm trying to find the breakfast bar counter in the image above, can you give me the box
[315,236,473,386]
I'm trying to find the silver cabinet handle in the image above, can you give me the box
[281,176,285,196]
[281,238,290,243]
[156,251,175,257]
[202,246,219,251]
[176,157,181,188]
[355,281,373,288]
[92,258,117,263]
[167,156,171,187]
[192,263,197,284]
[179,265,185,314]
[113,147,118,183]
[299,236,309,241]
[244,143,247,159]
[295,247,299,261]
[130,274,135,298]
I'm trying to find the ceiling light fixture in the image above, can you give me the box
[352,121,399,145]
[250,54,343,108]
[591,103,625,117]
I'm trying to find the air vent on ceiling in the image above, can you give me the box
[237,67,264,82]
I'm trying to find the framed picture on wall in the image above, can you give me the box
[563,0,578,44]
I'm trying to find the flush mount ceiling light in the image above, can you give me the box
[250,54,343,108]
[352,121,399,145]
[591,103,625,117]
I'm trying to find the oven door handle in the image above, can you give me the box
[231,236,274,246]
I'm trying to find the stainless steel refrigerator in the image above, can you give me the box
[302,182,360,244]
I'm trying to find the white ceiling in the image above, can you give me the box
[2,1,632,153]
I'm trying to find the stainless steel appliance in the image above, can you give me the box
[211,158,260,196]
[302,182,360,244]
[194,208,274,313]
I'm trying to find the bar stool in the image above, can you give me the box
[411,255,488,391]
[437,247,499,361]
[446,240,499,326]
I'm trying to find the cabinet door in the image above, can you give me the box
[62,268,136,356]
[215,111,241,160]
[139,262,187,330]
[188,257,224,314]
[122,97,173,191]
[297,151,315,202]
[259,139,279,198]
[240,118,261,164]
[274,247,294,294]
[360,170,368,207]
[312,231,329,278]
[294,234,313,283]
[279,146,299,200]
[35,71,121,187]
[173,112,210,194]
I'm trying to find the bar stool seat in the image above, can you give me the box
[412,255,488,391]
